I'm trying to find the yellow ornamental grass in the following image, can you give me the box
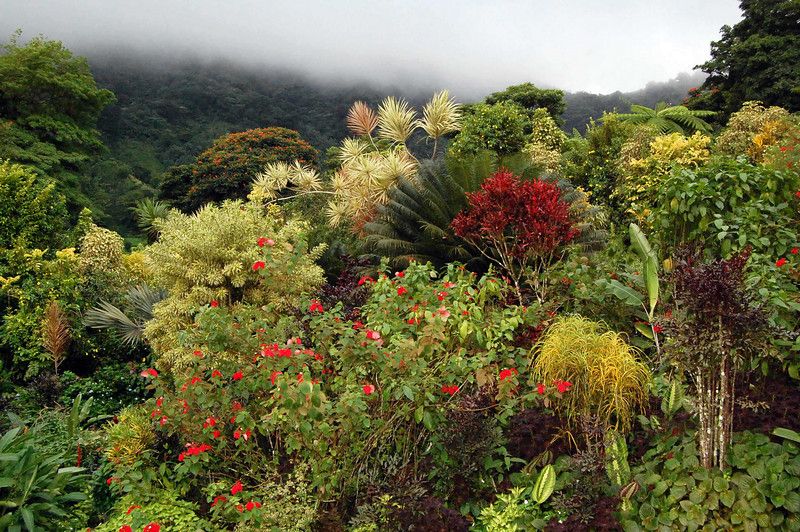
[533,316,650,435]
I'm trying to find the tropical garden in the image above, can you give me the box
[1,1,800,530]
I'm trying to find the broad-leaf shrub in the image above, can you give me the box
[653,156,800,258]
[104,262,572,528]
[449,102,529,157]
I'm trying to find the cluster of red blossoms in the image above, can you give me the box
[441,384,459,395]
[776,247,798,267]
[499,367,518,381]
[119,523,159,532]
[178,442,212,462]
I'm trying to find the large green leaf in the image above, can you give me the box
[630,223,659,318]
[596,279,644,307]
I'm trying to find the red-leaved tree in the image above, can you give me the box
[451,169,577,303]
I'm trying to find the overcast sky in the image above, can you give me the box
[1,0,742,96]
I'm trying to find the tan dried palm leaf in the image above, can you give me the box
[419,90,461,139]
[347,101,379,136]
[43,300,70,374]
[377,96,417,143]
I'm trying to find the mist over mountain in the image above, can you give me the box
[88,52,705,186]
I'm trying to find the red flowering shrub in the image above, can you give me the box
[452,169,578,303]
[160,127,317,212]
[104,262,573,528]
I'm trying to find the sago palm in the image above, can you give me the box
[616,102,715,134]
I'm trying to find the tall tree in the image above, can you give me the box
[485,82,566,124]
[0,32,116,209]
[693,0,800,115]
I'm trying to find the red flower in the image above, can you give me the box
[309,300,324,313]
[106,477,116,485]
[537,383,546,395]
[556,380,573,393]
[441,384,459,395]
[366,330,381,341]
[363,384,375,395]
[159,416,168,426]
[203,417,217,428]
[245,500,256,511]
[270,371,282,385]
[257,237,275,247]
[436,291,448,301]
[211,369,223,378]
[156,396,163,407]
[252,261,266,271]
[193,349,203,357]
[443,281,456,289]
[233,429,251,441]
[143,523,160,532]
[795,191,800,199]
[397,286,408,296]
[395,271,405,278]
[231,480,243,495]
[777,257,788,267]
[119,526,132,532]
[211,495,227,507]
[652,324,663,334]
[499,368,518,381]
[213,429,222,439]
[357,276,374,286]
[210,300,219,308]
[407,318,418,325]
[232,371,244,381]
[792,247,799,255]
[140,368,158,378]
[126,505,141,515]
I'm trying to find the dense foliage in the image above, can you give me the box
[1,9,800,529]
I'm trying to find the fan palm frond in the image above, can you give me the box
[132,198,170,239]
[84,284,166,346]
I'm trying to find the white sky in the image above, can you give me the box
[0,0,743,96]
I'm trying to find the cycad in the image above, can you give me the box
[364,152,606,268]
[84,284,166,346]
[616,103,715,134]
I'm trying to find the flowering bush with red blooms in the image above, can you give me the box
[103,261,571,527]
[164,127,318,212]
[451,169,578,303]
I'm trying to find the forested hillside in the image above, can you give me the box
[89,53,705,185]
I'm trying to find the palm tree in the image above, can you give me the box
[615,103,715,134]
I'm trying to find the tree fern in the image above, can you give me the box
[616,102,715,134]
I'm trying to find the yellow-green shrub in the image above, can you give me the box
[715,100,794,161]
[143,201,325,369]
[615,131,711,221]
[533,316,650,436]
[524,108,566,173]
[105,405,154,466]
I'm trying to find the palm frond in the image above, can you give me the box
[377,96,417,144]
[347,101,379,137]
[418,90,461,140]
[43,301,70,374]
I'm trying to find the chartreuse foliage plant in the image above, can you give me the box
[143,201,325,369]
[474,464,557,531]
[621,432,800,531]
[533,316,651,439]
[103,261,572,529]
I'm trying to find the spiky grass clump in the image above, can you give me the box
[533,316,650,435]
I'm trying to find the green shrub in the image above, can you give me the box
[449,102,529,157]
[94,490,215,532]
